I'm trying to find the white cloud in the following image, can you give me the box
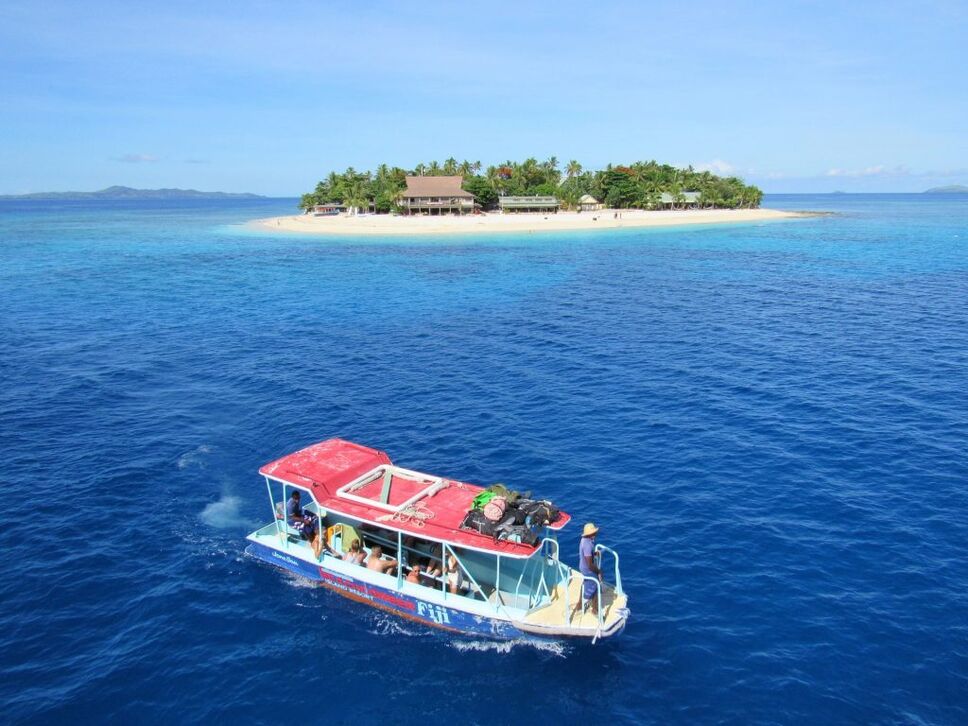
[114,153,159,163]
[694,159,736,175]
[824,165,910,178]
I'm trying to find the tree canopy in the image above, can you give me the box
[299,158,763,212]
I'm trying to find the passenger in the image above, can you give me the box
[366,545,397,575]
[405,564,423,585]
[425,544,443,579]
[342,538,365,565]
[286,490,321,558]
[574,522,604,618]
[400,535,418,570]
[445,553,464,594]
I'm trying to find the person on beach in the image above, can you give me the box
[286,490,321,558]
[573,522,603,619]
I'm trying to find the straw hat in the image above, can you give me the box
[582,522,599,537]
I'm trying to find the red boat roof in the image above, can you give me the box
[259,439,571,558]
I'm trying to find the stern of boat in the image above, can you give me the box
[513,543,629,642]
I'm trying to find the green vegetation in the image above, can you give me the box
[299,158,763,212]
[923,185,968,194]
[0,186,264,200]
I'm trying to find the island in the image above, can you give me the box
[923,185,968,194]
[253,158,803,236]
[0,186,265,200]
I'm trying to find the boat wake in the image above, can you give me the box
[449,638,569,657]
[280,572,318,589]
[177,444,213,469]
[367,613,429,638]
[200,493,250,529]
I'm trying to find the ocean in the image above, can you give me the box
[1,194,965,724]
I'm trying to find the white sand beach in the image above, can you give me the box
[250,208,803,237]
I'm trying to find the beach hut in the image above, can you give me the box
[498,196,560,214]
[659,191,701,209]
[400,176,475,215]
[579,194,602,212]
[313,203,346,216]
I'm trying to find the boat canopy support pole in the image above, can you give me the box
[280,482,288,551]
[266,477,281,542]
[396,531,403,591]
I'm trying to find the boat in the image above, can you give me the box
[312,203,344,216]
[245,439,629,641]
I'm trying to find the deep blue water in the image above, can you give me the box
[1,194,966,724]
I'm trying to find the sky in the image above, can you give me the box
[1,0,965,195]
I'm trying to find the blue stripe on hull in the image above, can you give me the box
[245,541,520,639]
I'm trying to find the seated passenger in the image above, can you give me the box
[366,546,397,575]
[342,538,365,565]
[286,490,321,558]
[400,536,418,570]
[405,564,423,585]
[445,553,464,594]
[425,544,443,578]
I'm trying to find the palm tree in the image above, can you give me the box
[566,160,582,178]
[443,157,458,175]
[413,163,426,176]
[428,160,441,175]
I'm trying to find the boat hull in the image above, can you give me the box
[245,540,522,639]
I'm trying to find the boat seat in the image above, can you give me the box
[274,502,325,542]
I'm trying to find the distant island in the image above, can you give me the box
[923,185,968,194]
[299,158,764,213]
[0,186,265,200]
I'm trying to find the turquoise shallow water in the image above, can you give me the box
[1,194,966,723]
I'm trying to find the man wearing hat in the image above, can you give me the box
[576,522,604,618]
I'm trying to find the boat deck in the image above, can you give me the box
[520,576,627,633]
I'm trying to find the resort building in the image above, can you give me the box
[579,194,602,212]
[498,195,560,214]
[400,176,475,215]
[659,191,702,208]
[312,203,346,215]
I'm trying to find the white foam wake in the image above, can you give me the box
[177,444,213,469]
[449,638,568,657]
[200,494,248,528]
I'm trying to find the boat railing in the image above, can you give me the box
[594,544,623,596]
[512,537,562,610]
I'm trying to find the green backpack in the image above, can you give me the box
[487,483,528,504]
[472,490,497,510]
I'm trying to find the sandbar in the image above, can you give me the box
[249,208,805,237]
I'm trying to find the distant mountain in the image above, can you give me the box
[923,185,968,194]
[0,186,265,200]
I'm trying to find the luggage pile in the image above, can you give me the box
[459,483,561,546]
